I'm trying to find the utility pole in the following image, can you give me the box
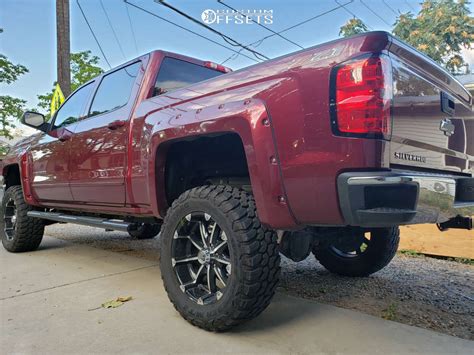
[56,0,71,98]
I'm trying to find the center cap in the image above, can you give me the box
[197,249,211,265]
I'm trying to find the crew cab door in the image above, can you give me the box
[29,82,95,203]
[69,61,142,206]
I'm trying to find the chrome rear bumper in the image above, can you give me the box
[337,170,474,227]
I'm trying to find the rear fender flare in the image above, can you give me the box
[148,98,297,229]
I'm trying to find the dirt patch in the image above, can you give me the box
[46,224,474,340]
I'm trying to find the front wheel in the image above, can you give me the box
[160,185,280,331]
[313,227,400,277]
[1,186,45,252]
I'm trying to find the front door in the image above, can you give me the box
[29,82,95,203]
[69,61,142,206]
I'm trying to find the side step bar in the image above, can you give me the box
[27,211,131,232]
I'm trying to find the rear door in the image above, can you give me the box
[69,61,143,206]
[388,39,473,175]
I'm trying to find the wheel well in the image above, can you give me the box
[161,133,250,206]
[4,164,21,189]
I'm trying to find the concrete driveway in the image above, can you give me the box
[1,235,473,354]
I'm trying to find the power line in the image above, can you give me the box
[217,0,304,50]
[382,0,398,16]
[359,0,392,27]
[100,0,126,60]
[156,0,269,61]
[123,0,261,63]
[125,1,139,55]
[76,0,112,68]
[335,0,373,30]
[220,0,356,65]
[405,0,416,12]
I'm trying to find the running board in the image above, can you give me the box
[27,211,131,232]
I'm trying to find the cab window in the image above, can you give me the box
[89,62,141,117]
[153,57,222,96]
[53,82,94,129]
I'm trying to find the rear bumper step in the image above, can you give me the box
[338,170,474,227]
[27,211,131,232]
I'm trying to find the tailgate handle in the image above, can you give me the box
[108,120,126,130]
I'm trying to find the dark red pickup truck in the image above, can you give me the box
[1,32,473,330]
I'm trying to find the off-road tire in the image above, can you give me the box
[313,227,400,277]
[1,186,44,252]
[160,185,280,331]
[128,223,161,239]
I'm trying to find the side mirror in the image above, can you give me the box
[21,111,48,132]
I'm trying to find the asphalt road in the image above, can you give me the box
[1,233,473,354]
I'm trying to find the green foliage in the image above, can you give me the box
[339,18,369,37]
[381,302,398,321]
[37,50,104,118]
[0,96,26,139]
[0,54,28,85]
[0,28,29,139]
[393,0,473,73]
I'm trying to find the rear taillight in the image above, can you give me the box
[331,55,392,138]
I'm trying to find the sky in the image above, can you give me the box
[1,0,474,111]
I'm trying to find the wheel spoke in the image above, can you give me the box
[174,232,204,251]
[214,265,226,287]
[206,264,217,293]
[172,256,199,267]
[211,240,227,254]
[198,221,209,247]
[213,256,231,265]
[208,222,218,246]
[190,264,205,281]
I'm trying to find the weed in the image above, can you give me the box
[382,302,398,321]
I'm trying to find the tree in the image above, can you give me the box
[0,28,29,139]
[393,0,473,73]
[339,1,474,74]
[37,50,103,118]
[339,18,369,37]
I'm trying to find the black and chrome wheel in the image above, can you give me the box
[312,227,399,277]
[160,185,280,331]
[171,212,231,305]
[1,186,44,252]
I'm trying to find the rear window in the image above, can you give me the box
[153,57,222,96]
[89,61,141,117]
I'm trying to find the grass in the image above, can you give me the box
[381,302,398,321]
[399,249,474,265]
[445,257,474,265]
[398,249,424,257]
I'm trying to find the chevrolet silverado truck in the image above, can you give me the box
[1,32,473,331]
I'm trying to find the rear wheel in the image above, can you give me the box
[1,186,44,252]
[160,185,280,331]
[313,227,399,277]
[128,223,161,239]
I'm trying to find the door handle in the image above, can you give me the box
[108,120,126,130]
[58,131,73,142]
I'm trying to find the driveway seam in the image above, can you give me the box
[1,264,159,300]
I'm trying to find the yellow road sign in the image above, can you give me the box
[50,84,65,117]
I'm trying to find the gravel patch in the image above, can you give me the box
[45,224,474,340]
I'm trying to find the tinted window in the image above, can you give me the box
[89,61,141,116]
[53,82,94,129]
[154,58,222,96]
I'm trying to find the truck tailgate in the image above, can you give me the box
[388,38,473,175]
